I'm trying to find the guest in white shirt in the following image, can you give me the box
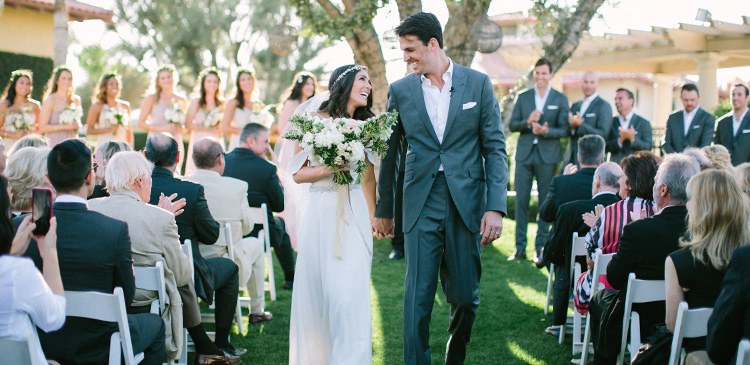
[0,174,65,365]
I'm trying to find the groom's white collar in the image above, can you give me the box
[419,59,454,85]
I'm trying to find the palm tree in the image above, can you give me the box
[53,0,68,66]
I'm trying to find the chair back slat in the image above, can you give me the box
[669,301,713,365]
[737,339,750,365]
[0,337,32,364]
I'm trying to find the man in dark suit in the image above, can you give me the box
[662,83,716,153]
[565,71,613,166]
[224,123,296,291]
[24,139,165,365]
[606,88,653,164]
[713,84,750,166]
[588,154,699,364]
[707,245,750,365]
[145,133,245,356]
[509,58,570,261]
[541,162,622,337]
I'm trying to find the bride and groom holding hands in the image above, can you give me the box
[286,12,509,365]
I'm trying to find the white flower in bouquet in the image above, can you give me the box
[113,106,129,127]
[58,106,83,128]
[164,103,186,125]
[6,106,35,132]
[202,108,222,128]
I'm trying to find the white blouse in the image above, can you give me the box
[0,255,66,365]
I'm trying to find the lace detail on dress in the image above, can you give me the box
[309,184,362,193]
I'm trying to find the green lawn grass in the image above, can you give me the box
[225,219,573,364]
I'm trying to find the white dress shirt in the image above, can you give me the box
[534,84,552,112]
[421,60,453,171]
[733,108,749,137]
[618,110,635,130]
[0,256,66,365]
[55,194,87,205]
[682,107,699,136]
[579,92,598,116]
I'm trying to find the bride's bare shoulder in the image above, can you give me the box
[310,111,330,118]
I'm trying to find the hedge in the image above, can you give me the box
[0,51,54,102]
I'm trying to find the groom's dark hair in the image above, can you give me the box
[395,12,443,49]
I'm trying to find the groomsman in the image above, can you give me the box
[605,88,652,163]
[509,58,570,262]
[662,84,715,153]
[714,84,750,166]
[564,71,613,166]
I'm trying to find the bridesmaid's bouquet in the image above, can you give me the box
[284,111,398,185]
[202,107,222,128]
[101,106,130,133]
[165,103,186,126]
[58,106,83,128]
[6,106,35,132]
[248,103,274,128]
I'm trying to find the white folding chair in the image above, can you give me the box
[561,232,588,345]
[180,241,194,365]
[579,249,616,362]
[65,287,144,365]
[668,301,713,365]
[616,273,666,364]
[248,203,276,301]
[0,337,33,364]
[133,261,166,315]
[737,339,750,365]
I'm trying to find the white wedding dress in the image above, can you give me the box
[287,107,374,364]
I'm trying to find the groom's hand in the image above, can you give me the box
[480,211,504,246]
[372,217,394,239]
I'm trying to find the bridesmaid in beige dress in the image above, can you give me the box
[185,68,224,176]
[138,64,187,172]
[0,70,41,148]
[85,73,133,151]
[223,68,274,151]
[38,67,81,147]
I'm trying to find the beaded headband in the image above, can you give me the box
[333,65,368,87]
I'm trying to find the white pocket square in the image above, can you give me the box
[462,102,477,110]
[585,113,596,117]
[743,130,750,134]
[547,105,559,110]
[693,125,701,129]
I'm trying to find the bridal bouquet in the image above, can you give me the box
[58,106,83,128]
[164,103,186,126]
[5,106,35,132]
[201,107,222,128]
[284,111,398,185]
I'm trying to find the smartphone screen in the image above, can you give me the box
[32,188,52,236]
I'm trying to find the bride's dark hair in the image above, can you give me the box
[319,64,374,120]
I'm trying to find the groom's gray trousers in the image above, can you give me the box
[404,172,481,365]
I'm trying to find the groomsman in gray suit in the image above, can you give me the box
[714,84,750,165]
[606,88,653,163]
[372,12,508,365]
[508,58,570,263]
[662,83,715,153]
[565,71,613,166]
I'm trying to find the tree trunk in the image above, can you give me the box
[344,25,388,112]
[53,0,68,67]
[443,0,491,67]
[395,0,421,21]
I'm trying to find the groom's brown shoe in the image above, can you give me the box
[248,311,273,324]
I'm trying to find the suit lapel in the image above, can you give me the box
[442,65,467,139]
[407,74,440,145]
[676,112,686,140]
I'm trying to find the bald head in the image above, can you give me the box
[145,133,179,169]
[582,71,599,97]
[193,137,224,172]
[593,162,622,195]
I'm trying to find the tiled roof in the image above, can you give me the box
[5,0,113,25]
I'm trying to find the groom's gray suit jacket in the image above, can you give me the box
[375,64,509,233]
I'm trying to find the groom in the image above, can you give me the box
[373,12,509,365]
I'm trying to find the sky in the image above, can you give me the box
[69,0,750,86]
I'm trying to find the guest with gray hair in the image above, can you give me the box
[89,140,132,199]
[7,133,48,157]
[5,146,51,215]
[682,147,711,170]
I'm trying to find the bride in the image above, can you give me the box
[288,64,377,364]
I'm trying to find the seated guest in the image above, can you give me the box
[707,246,750,364]
[665,169,749,358]
[701,144,732,170]
[682,147,711,170]
[224,123,295,289]
[89,151,239,364]
[186,138,271,325]
[0,176,65,365]
[542,162,622,337]
[89,140,131,199]
[574,151,660,313]
[145,133,245,357]
[5,147,51,217]
[23,139,165,365]
[588,153,699,364]
[7,133,48,157]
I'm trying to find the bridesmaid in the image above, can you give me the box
[223,68,272,150]
[276,72,317,135]
[138,64,187,169]
[38,66,82,147]
[184,67,224,175]
[0,70,41,148]
[85,73,133,151]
